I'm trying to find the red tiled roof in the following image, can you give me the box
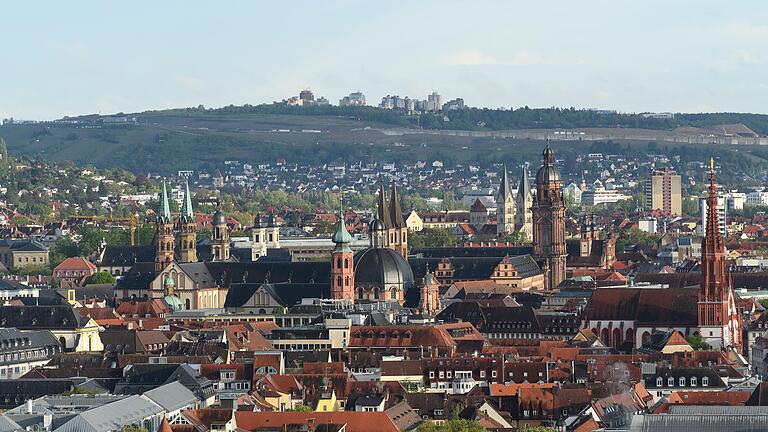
[54,257,97,271]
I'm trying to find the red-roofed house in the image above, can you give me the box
[52,257,97,288]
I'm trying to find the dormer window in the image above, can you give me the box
[691,377,697,386]
[667,377,674,387]
[679,377,685,386]
[702,377,709,387]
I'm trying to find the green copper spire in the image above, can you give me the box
[181,179,194,223]
[158,179,171,223]
[332,211,353,252]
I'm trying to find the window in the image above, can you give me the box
[679,377,685,386]
[492,370,498,378]
[438,371,444,379]
[446,371,452,378]
[429,371,434,378]
[691,377,697,386]
[523,410,529,417]
[668,377,674,387]
[702,377,709,387]
[656,377,663,386]
[480,370,485,378]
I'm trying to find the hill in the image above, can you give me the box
[1,105,767,174]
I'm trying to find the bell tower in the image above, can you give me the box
[154,180,175,273]
[532,144,567,289]
[178,179,197,263]
[211,204,230,261]
[330,211,354,302]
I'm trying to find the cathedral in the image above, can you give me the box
[496,165,533,238]
[531,145,567,290]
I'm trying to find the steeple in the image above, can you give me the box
[498,164,512,201]
[517,164,531,201]
[698,158,741,350]
[332,211,353,253]
[377,180,392,228]
[180,179,194,223]
[389,182,404,229]
[158,180,172,224]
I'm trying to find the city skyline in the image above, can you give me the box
[1,1,767,120]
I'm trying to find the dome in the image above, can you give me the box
[368,218,386,233]
[536,165,561,183]
[163,274,175,289]
[536,144,561,183]
[353,248,414,291]
[212,209,227,226]
[163,294,183,311]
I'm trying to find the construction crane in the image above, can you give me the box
[69,210,144,246]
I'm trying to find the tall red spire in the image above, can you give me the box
[698,158,741,350]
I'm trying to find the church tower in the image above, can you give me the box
[496,165,516,236]
[331,211,355,302]
[178,180,197,263]
[532,144,567,290]
[154,180,175,273]
[698,159,742,350]
[420,266,440,316]
[251,213,267,261]
[515,164,533,239]
[388,183,408,258]
[211,204,230,261]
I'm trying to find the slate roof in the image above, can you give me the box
[99,245,155,267]
[411,246,534,258]
[0,379,76,409]
[225,282,331,308]
[0,238,48,252]
[0,305,90,330]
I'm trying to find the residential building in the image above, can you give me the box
[646,167,682,215]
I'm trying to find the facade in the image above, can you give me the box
[698,195,727,236]
[0,239,49,271]
[532,145,567,290]
[0,328,60,380]
[469,198,489,227]
[646,167,682,216]
[251,213,280,260]
[581,187,631,206]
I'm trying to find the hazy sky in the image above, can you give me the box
[1,1,766,120]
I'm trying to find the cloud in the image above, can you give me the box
[735,49,764,65]
[444,49,546,66]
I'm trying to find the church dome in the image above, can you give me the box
[212,209,227,226]
[353,248,414,291]
[536,145,561,183]
[368,218,386,233]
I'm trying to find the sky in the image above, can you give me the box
[1,1,767,120]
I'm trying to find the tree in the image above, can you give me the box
[83,271,116,285]
[760,299,768,310]
[499,231,529,243]
[410,228,456,249]
[687,334,711,351]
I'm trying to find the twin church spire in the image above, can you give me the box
[154,178,198,272]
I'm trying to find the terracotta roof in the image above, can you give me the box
[54,257,97,271]
[583,287,698,326]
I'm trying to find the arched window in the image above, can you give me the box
[390,288,397,300]
[344,258,349,269]
[337,276,342,286]
[185,299,191,310]
[344,276,349,287]
[336,258,342,269]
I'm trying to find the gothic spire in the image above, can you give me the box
[704,158,723,252]
[389,182,404,228]
[377,179,392,228]
[181,179,194,223]
[517,164,531,201]
[158,179,171,224]
[498,164,512,201]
